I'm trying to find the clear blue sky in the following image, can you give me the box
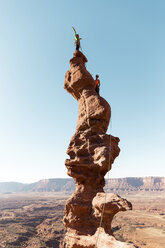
[0,0,165,183]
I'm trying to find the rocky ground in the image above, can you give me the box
[0,191,164,248]
[0,192,67,248]
[112,191,165,248]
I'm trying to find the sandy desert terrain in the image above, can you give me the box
[112,191,165,248]
[0,191,164,248]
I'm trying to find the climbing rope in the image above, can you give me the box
[70,86,112,247]
[82,90,113,248]
[81,92,90,153]
[94,120,112,248]
[81,91,90,127]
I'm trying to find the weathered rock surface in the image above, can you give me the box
[61,51,136,248]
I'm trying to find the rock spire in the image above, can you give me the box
[60,51,136,248]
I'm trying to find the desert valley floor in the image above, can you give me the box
[0,191,164,248]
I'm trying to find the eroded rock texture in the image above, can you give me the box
[61,51,136,248]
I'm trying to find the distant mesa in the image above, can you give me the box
[0,177,164,194]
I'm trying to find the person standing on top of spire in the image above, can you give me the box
[95,75,100,95]
[72,26,82,51]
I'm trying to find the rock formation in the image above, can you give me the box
[61,51,136,248]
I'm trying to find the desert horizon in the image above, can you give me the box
[1,175,165,184]
[0,176,165,195]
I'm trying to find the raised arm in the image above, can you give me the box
[72,26,77,36]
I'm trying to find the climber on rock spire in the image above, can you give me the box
[95,74,100,95]
[72,26,82,51]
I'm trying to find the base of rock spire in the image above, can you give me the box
[61,229,136,248]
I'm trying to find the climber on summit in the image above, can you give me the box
[72,26,82,51]
[95,74,100,95]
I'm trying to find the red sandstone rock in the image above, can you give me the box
[61,51,136,248]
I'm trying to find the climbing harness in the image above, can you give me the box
[94,121,112,248]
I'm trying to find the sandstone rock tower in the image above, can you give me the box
[61,51,136,248]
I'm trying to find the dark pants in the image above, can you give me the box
[95,85,100,94]
[76,44,80,50]
[76,40,80,51]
